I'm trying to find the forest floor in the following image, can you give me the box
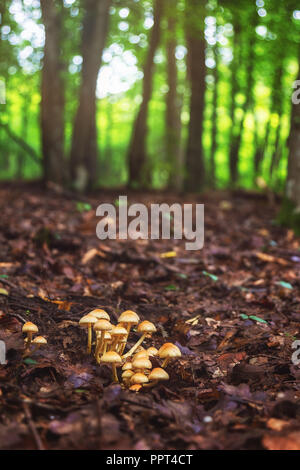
[0,182,300,450]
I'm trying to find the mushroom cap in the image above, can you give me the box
[32,336,47,345]
[133,350,149,360]
[129,384,142,392]
[79,315,97,326]
[132,357,152,370]
[122,362,133,371]
[100,351,122,364]
[130,372,149,384]
[22,322,38,333]
[111,325,128,336]
[158,343,181,359]
[122,370,134,379]
[149,367,169,381]
[93,319,112,332]
[89,309,110,321]
[104,332,112,341]
[118,310,140,325]
[137,321,157,334]
[147,347,158,357]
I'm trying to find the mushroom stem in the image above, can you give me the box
[162,358,170,368]
[122,334,146,359]
[87,325,92,354]
[119,324,131,355]
[95,332,104,360]
[112,364,119,383]
[26,332,33,350]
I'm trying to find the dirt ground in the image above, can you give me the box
[0,183,299,450]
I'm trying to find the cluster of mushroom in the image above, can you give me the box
[22,321,47,357]
[78,309,181,391]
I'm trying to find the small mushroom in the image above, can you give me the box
[89,309,110,321]
[110,325,128,353]
[122,362,133,371]
[30,336,47,355]
[79,314,97,354]
[158,342,181,368]
[147,347,158,357]
[132,357,152,374]
[130,372,149,386]
[145,367,169,388]
[122,369,134,386]
[118,310,140,355]
[94,319,112,361]
[22,322,38,351]
[129,384,142,392]
[123,321,157,359]
[100,351,122,382]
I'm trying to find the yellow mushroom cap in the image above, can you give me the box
[111,325,128,336]
[32,336,47,345]
[133,350,149,360]
[147,347,158,357]
[100,351,122,364]
[130,372,149,384]
[22,322,38,333]
[122,370,134,379]
[89,309,110,321]
[149,367,169,381]
[137,321,157,334]
[93,319,112,332]
[79,315,97,326]
[122,362,133,371]
[158,343,181,359]
[129,384,142,392]
[104,332,111,340]
[118,310,140,324]
[132,357,152,370]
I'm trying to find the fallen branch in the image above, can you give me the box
[0,120,41,165]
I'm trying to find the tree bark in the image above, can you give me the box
[40,0,65,185]
[286,63,300,207]
[184,0,206,192]
[127,0,163,189]
[165,6,182,191]
[70,0,111,191]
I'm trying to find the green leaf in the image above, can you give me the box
[23,358,37,365]
[75,389,87,394]
[276,281,293,290]
[249,315,268,324]
[240,314,249,320]
[0,274,9,279]
[177,273,188,279]
[76,201,92,213]
[202,271,218,282]
[164,284,178,291]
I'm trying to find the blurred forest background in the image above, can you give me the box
[0,0,300,201]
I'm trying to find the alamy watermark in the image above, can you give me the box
[292,340,300,366]
[96,196,204,250]
[0,340,6,365]
[292,80,300,105]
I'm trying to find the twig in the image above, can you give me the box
[23,401,45,450]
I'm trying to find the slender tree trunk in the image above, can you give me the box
[210,36,219,188]
[17,98,29,180]
[40,0,65,185]
[127,0,163,189]
[286,63,300,207]
[70,0,111,191]
[184,0,206,192]
[166,6,182,191]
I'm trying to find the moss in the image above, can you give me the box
[277,198,300,235]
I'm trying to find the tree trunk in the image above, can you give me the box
[286,64,300,207]
[184,0,206,192]
[127,0,163,189]
[40,0,65,185]
[70,0,111,191]
[165,6,182,191]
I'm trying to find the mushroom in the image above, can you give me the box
[122,362,133,371]
[94,319,112,362]
[147,347,158,357]
[100,351,122,382]
[30,336,47,355]
[132,357,152,374]
[130,372,149,386]
[89,309,110,321]
[145,367,169,387]
[117,310,140,355]
[122,321,157,359]
[122,369,134,386]
[158,342,181,368]
[133,349,149,360]
[79,314,97,354]
[22,322,38,351]
[110,325,128,353]
[129,384,142,392]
